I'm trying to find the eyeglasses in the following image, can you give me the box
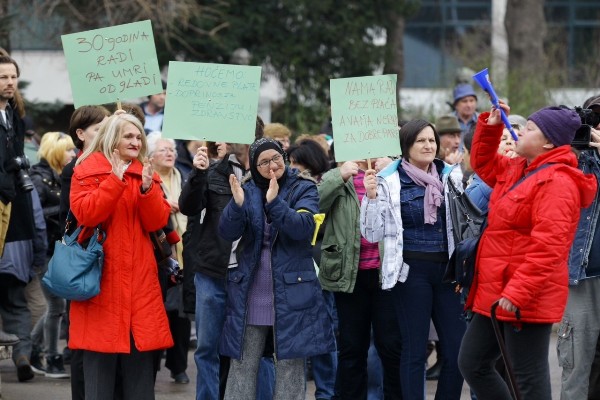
[256,154,283,169]
[155,147,177,156]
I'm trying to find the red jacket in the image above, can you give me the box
[467,113,597,323]
[68,152,173,353]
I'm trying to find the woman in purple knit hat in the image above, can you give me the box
[458,103,597,399]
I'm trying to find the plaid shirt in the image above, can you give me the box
[360,160,457,290]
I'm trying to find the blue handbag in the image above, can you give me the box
[42,216,105,301]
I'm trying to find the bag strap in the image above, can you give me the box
[507,163,554,193]
[63,209,105,246]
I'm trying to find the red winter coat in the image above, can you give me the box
[467,113,597,323]
[68,152,173,353]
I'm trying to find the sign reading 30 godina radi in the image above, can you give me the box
[61,20,163,108]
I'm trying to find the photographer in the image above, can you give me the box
[558,95,600,399]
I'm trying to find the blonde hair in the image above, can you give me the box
[77,114,147,166]
[264,123,291,139]
[38,132,75,174]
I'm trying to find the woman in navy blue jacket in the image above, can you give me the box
[218,138,335,400]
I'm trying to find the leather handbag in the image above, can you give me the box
[446,177,486,244]
[42,216,105,301]
[444,177,486,293]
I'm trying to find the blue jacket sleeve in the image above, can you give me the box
[465,173,492,214]
[265,182,318,241]
[218,197,247,242]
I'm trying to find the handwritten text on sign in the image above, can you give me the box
[162,61,261,144]
[330,75,401,162]
[61,20,162,108]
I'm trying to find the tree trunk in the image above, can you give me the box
[383,11,405,116]
[505,0,547,114]
[0,0,10,53]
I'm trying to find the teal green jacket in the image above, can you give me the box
[318,168,370,293]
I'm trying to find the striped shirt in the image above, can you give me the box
[354,170,380,270]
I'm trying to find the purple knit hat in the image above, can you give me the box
[528,106,581,147]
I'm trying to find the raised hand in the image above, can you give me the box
[487,101,510,126]
[265,169,279,204]
[340,161,359,182]
[364,169,378,199]
[229,174,244,207]
[110,149,126,180]
[142,157,154,191]
[193,146,209,170]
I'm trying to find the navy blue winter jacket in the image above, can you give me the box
[218,167,336,360]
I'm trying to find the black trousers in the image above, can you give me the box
[83,336,156,400]
[165,309,191,374]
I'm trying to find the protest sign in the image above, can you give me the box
[162,61,261,143]
[62,20,162,108]
[330,74,401,162]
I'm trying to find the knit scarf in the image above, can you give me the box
[401,159,444,224]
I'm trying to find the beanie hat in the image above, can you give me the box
[249,138,287,190]
[527,106,581,147]
[435,114,462,134]
[507,114,527,128]
[453,84,477,104]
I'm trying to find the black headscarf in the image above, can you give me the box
[249,138,288,191]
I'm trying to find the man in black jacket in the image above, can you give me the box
[0,54,48,382]
[179,141,247,400]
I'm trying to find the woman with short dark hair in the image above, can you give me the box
[361,119,466,399]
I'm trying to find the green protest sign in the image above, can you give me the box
[162,61,261,144]
[330,75,401,162]
[61,20,162,108]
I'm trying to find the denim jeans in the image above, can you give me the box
[31,282,66,356]
[459,313,552,400]
[309,290,338,399]
[194,271,227,400]
[334,269,402,400]
[367,336,384,400]
[392,257,466,400]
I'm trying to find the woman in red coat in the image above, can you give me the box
[70,114,173,400]
[458,104,597,399]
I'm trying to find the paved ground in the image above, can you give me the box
[0,334,561,399]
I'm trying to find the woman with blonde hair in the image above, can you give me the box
[29,131,76,378]
[70,114,173,400]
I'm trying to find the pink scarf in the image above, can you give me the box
[401,159,444,224]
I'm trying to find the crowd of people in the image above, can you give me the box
[0,49,600,400]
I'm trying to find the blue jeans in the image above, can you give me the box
[367,338,384,400]
[194,272,227,400]
[393,257,466,400]
[310,290,338,399]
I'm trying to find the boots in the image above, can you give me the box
[45,354,69,379]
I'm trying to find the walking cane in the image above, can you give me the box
[490,300,522,400]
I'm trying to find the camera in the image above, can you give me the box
[572,107,600,150]
[159,257,183,285]
[14,156,34,192]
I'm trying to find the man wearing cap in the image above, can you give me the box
[452,83,478,137]
[559,94,600,400]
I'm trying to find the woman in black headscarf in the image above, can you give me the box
[218,138,335,400]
